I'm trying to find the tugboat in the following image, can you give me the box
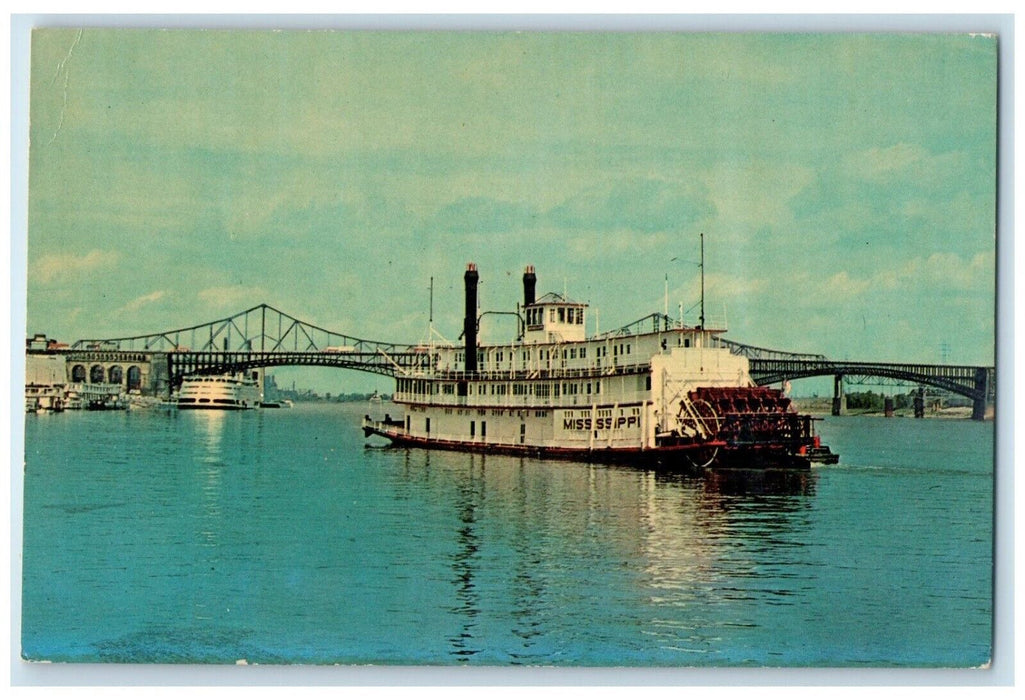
[362,262,833,471]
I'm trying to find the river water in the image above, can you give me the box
[20,403,993,667]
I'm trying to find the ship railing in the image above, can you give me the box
[390,391,638,409]
[428,363,651,382]
[592,313,677,339]
[591,312,730,340]
[65,382,124,399]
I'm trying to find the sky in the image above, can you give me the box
[21,28,997,394]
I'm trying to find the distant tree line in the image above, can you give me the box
[845,390,915,410]
[330,392,391,403]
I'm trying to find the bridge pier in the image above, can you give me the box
[972,367,989,421]
[914,387,925,418]
[831,374,845,416]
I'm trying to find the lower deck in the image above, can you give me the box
[361,413,811,471]
[377,400,654,451]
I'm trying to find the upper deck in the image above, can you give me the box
[426,263,731,378]
[424,323,731,380]
[391,264,745,409]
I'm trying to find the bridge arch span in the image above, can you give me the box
[166,350,434,390]
[749,359,993,420]
[753,365,984,400]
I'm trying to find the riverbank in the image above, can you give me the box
[791,398,992,420]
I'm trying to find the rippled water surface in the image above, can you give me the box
[22,404,993,666]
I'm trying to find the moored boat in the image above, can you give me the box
[85,395,127,411]
[25,385,66,413]
[177,372,262,410]
[362,263,833,470]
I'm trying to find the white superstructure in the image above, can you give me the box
[177,372,262,410]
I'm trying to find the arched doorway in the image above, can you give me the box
[127,366,142,391]
[108,366,123,385]
[90,365,105,383]
[71,364,86,383]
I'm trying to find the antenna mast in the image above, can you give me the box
[699,232,705,329]
[427,275,435,348]
[664,274,669,319]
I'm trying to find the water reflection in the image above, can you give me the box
[191,410,226,466]
[398,451,820,662]
[507,461,548,661]
[701,468,817,498]
[636,467,818,656]
[448,454,485,659]
[183,412,229,599]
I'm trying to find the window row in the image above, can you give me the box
[525,305,586,326]
[397,379,604,397]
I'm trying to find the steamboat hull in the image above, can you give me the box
[362,420,812,471]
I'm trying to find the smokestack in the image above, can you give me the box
[523,265,536,307]
[464,263,479,373]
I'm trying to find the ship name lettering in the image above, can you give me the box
[562,416,638,431]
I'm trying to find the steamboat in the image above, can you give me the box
[363,263,830,470]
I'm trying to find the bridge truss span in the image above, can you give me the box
[70,303,407,356]
[720,338,830,362]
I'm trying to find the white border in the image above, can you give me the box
[5,11,1016,690]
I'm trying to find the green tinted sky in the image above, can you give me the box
[26,30,996,390]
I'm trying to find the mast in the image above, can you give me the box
[699,232,705,330]
[427,275,435,348]
[664,274,668,320]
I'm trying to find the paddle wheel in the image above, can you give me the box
[663,386,818,469]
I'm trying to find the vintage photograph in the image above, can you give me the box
[18,25,998,672]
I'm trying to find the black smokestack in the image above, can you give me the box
[523,265,536,307]
[464,263,479,373]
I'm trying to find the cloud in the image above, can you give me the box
[197,286,268,311]
[704,162,814,232]
[842,143,929,182]
[548,178,716,233]
[840,143,978,195]
[31,249,118,284]
[899,251,994,291]
[117,290,167,314]
[779,251,993,311]
[425,197,540,235]
[566,231,672,262]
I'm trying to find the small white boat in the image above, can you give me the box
[127,391,164,410]
[177,373,262,410]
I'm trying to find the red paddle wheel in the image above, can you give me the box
[673,386,817,468]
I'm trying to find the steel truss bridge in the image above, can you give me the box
[69,304,434,388]
[718,340,994,420]
[66,304,994,418]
